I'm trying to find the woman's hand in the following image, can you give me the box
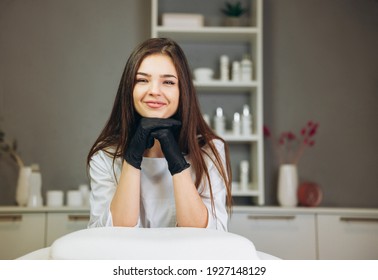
[151,127,190,175]
[152,125,207,228]
[124,118,181,169]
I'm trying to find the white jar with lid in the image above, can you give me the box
[241,54,253,82]
[67,190,82,207]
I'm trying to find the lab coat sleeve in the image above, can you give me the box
[198,139,229,231]
[87,151,115,228]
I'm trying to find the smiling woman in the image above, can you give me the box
[133,54,179,119]
[86,38,232,231]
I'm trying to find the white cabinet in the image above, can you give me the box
[151,0,265,204]
[229,207,378,260]
[0,207,89,259]
[317,213,378,260]
[0,212,45,259]
[229,210,317,259]
[46,212,90,246]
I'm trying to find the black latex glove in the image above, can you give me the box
[151,128,190,175]
[124,118,181,169]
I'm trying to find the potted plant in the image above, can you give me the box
[221,1,248,26]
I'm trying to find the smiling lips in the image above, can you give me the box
[145,100,166,109]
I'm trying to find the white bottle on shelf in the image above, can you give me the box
[232,112,241,135]
[27,164,43,207]
[240,160,249,191]
[213,107,225,135]
[241,54,253,82]
[242,104,252,135]
[232,61,240,82]
[220,55,229,81]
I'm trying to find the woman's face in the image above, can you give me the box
[133,54,179,119]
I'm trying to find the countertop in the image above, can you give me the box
[1,205,377,215]
[0,206,90,213]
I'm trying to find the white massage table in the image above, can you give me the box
[17,227,280,260]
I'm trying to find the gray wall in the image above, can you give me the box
[1,0,377,208]
[0,0,151,204]
[263,0,378,207]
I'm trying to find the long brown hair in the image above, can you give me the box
[87,38,232,213]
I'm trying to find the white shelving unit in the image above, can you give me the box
[151,0,264,205]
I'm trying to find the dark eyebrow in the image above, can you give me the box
[136,72,150,77]
[136,72,178,80]
[161,74,178,79]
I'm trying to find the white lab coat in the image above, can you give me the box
[88,139,228,231]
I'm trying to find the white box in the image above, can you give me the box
[162,13,204,28]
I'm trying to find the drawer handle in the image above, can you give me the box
[68,215,90,221]
[247,215,295,220]
[340,217,378,223]
[0,214,23,222]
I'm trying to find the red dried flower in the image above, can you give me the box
[264,121,319,164]
[263,125,271,138]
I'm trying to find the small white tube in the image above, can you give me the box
[240,160,249,191]
[213,107,225,135]
[242,104,252,135]
[232,112,241,135]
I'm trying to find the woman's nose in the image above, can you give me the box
[148,80,161,95]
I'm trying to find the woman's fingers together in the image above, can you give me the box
[140,117,181,132]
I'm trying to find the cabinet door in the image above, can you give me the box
[317,214,378,260]
[46,212,90,246]
[0,213,45,259]
[228,212,317,259]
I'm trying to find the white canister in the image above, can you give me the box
[193,68,214,82]
[67,190,83,207]
[46,190,64,207]
[241,54,253,81]
[78,184,90,207]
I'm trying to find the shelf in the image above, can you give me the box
[194,80,259,91]
[154,26,258,42]
[221,132,259,142]
[152,0,264,204]
[231,182,260,197]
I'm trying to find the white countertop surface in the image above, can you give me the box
[1,205,377,215]
[232,206,378,215]
[0,206,90,213]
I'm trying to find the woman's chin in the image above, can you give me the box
[140,112,172,119]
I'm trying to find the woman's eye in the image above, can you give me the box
[164,80,176,85]
[136,78,148,83]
